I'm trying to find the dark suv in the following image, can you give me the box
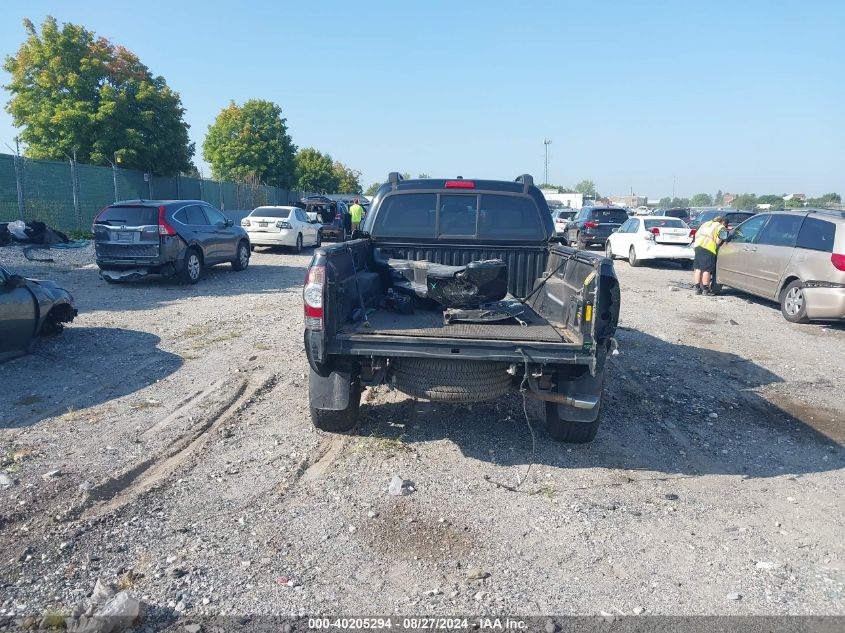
[662,207,692,222]
[563,206,629,248]
[298,196,350,242]
[93,200,251,284]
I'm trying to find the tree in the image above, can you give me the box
[658,196,672,207]
[732,193,758,210]
[4,16,193,175]
[807,192,841,206]
[784,197,805,208]
[670,197,691,208]
[331,161,362,194]
[401,172,411,180]
[365,182,381,197]
[690,193,713,207]
[757,194,784,210]
[574,179,599,198]
[714,190,724,205]
[417,173,431,179]
[203,99,295,187]
[295,148,338,193]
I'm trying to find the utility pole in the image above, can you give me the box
[543,139,552,185]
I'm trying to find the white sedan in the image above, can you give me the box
[240,206,320,253]
[605,216,695,268]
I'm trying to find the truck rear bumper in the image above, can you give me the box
[324,332,594,366]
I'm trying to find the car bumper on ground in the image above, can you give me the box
[245,229,298,246]
[805,286,845,320]
[637,244,694,260]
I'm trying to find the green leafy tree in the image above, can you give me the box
[401,172,412,180]
[295,148,338,193]
[417,173,431,179]
[574,179,599,198]
[4,16,193,175]
[690,193,713,207]
[365,182,381,197]
[670,197,691,208]
[331,161,362,194]
[784,197,805,208]
[806,192,841,206]
[203,99,295,187]
[714,190,724,205]
[732,193,758,210]
[658,196,672,207]
[756,194,784,210]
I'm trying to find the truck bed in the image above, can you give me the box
[338,302,567,343]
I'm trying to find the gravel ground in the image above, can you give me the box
[0,242,843,628]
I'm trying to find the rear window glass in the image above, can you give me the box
[372,194,437,238]
[478,195,544,239]
[664,209,690,219]
[439,195,477,235]
[95,206,158,226]
[729,213,755,224]
[590,209,628,223]
[645,219,686,229]
[370,193,545,240]
[796,217,835,253]
[250,208,291,218]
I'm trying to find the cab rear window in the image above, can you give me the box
[95,206,158,226]
[371,193,545,240]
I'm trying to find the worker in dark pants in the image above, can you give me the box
[692,216,728,295]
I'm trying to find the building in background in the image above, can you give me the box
[541,189,584,209]
[783,193,806,202]
[722,193,737,206]
[610,195,647,208]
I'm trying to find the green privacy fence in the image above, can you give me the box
[0,152,308,232]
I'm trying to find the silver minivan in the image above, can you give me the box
[715,209,845,322]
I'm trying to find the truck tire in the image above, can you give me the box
[309,369,362,432]
[545,366,606,444]
[393,358,511,403]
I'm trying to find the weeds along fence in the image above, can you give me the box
[0,152,308,233]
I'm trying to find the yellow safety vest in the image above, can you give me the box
[694,221,722,254]
[350,204,364,223]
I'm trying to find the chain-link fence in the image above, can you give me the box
[0,152,308,232]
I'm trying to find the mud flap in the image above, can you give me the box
[309,368,354,411]
[552,363,606,424]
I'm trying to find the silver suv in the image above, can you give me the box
[715,209,845,322]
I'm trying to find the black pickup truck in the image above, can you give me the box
[303,174,620,443]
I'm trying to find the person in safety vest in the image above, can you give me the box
[349,198,364,233]
[692,215,728,295]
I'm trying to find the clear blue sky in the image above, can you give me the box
[1,0,843,198]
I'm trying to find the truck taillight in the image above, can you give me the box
[158,205,177,236]
[832,253,845,272]
[303,265,325,330]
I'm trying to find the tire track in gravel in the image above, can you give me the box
[76,371,280,520]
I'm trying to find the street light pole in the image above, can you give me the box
[543,139,552,185]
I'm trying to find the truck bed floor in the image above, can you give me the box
[338,304,566,343]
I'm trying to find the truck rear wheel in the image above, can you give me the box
[393,358,511,403]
